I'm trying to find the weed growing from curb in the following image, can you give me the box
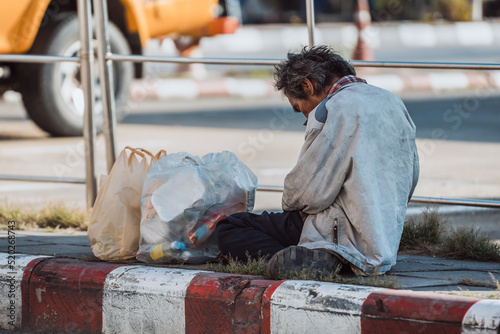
[205,254,398,288]
[400,208,445,248]
[205,255,268,276]
[274,267,397,288]
[399,207,500,262]
[460,277,497,289]
[443,227,500,261]
[459,273,500,291]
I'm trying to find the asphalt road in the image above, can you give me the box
[122,92,500,143]
[0,91,499,237]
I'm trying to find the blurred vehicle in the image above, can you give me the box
[0,0,238,136]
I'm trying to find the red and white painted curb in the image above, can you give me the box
[2,253,500,333]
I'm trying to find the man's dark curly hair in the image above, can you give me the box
[274,46,356,99]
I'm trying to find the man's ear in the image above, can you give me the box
[301,79,316,97]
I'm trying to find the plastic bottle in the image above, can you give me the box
[188,211,226,247]
[187,202,245,248]
[141,241,187,263]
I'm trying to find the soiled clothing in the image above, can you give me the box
[282,80,419,275]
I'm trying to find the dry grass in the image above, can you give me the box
[205,255,268,276]
[205,254,397,288]
[460,273,500,291]
[0,203,90,231]
[400,208,445,249]
[442,227,500,261]
[399,207,500,262]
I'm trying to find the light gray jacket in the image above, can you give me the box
[282,82,419,275]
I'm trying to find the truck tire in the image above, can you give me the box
[20,13,133,137]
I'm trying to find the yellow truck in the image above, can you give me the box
[0,0,238,136]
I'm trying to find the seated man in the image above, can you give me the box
[216,46,420,278]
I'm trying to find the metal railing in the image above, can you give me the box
[93,0,500,210]
[1,0,500,210]
[0,0,97,207]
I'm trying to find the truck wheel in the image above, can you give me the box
[20,13,133,137]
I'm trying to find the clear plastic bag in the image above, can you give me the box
[136,151,258,264]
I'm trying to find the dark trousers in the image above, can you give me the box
[215,211,304,261]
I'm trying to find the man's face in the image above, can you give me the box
[287,95,326,119]
[287,78,332,118]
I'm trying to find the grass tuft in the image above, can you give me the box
[490,273,500,290]
[0,203,90,231]
[274,267,397,288]
[205,254,267,276]
[400,206,500,262]
[442,226,500,261]
[400,207,446,249]
[460,277,497,289]
[206,253,397,288]
[460,273,500,290]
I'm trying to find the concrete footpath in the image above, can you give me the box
[1,230,500,333]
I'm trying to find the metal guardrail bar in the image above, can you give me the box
[410,196,500,209]
[3,55,497,72]
[256,185,500,209]
[350,60,500,70]
[257,185,286,192]
[306,0,315,48]
[94,0,118,173]
[108,54,281,66]
[0,3,96,208]
[0,175,85,184]
[77,0,98,207]
[107,54,500,71]
[0,55,79,63]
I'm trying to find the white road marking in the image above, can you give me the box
[0,254,51,329]
[462,299,500,333]
[102,265,205,334]
[270,281,380,333]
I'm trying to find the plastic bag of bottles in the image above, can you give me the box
[136,151,258,264]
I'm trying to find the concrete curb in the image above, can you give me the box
[129,71,500,102]
[2,253,500,333]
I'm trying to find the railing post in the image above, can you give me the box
[93,0,118,172]
[305,0,316,48]
[353,0,374,61]
[76,0,97,208]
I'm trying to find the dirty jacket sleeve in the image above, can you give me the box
[282,107,357,214]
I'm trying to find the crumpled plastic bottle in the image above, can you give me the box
[136,240,189,263]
